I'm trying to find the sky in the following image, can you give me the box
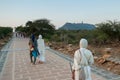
[0,0,120,29]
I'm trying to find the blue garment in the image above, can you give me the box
[32,50,38,58]
[31,34,35,42]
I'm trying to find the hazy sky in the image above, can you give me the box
[0,0,120,29]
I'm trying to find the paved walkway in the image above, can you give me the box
[0,38,110,80]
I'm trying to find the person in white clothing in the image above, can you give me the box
[72,38,94,80]
[37,35,45,63]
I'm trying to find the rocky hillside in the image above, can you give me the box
[59,22,96,30]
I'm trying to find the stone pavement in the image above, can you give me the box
[0,37,116,80]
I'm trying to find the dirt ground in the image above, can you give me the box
[0,38,9,50]
[47,42,120,75]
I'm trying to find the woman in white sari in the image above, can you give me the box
[72,38,94,80]
[37,35,45,63]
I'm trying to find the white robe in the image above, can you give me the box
[37,36,45,62]
[72,39,94,80]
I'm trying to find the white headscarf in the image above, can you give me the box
[39,35,42,39]
[80,38,88,48]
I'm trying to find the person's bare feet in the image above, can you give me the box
[40,62,44,64]
[38,61,44,64]
[32,63,36,65]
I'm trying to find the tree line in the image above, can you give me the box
[15,19,120,45]
[51,20,120,45]
[15,19,55,39]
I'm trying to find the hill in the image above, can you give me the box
[59,22,96,30]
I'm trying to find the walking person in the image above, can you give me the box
[37,35,45,63]
[72,38,94,80]
[29,43,38,65]
[28,33,38,65]
[28,36,33,63]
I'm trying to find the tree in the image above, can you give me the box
[15,25,24,32]
[25,21,32,27]
[25,19,55,39]
[0,27,13,39]
[96,20,120,41]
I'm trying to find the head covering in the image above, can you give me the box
[39,35,42,39]
[37,34,45,62]
[79,38,88,48]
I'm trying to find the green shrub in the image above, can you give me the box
[0,27,13,39]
